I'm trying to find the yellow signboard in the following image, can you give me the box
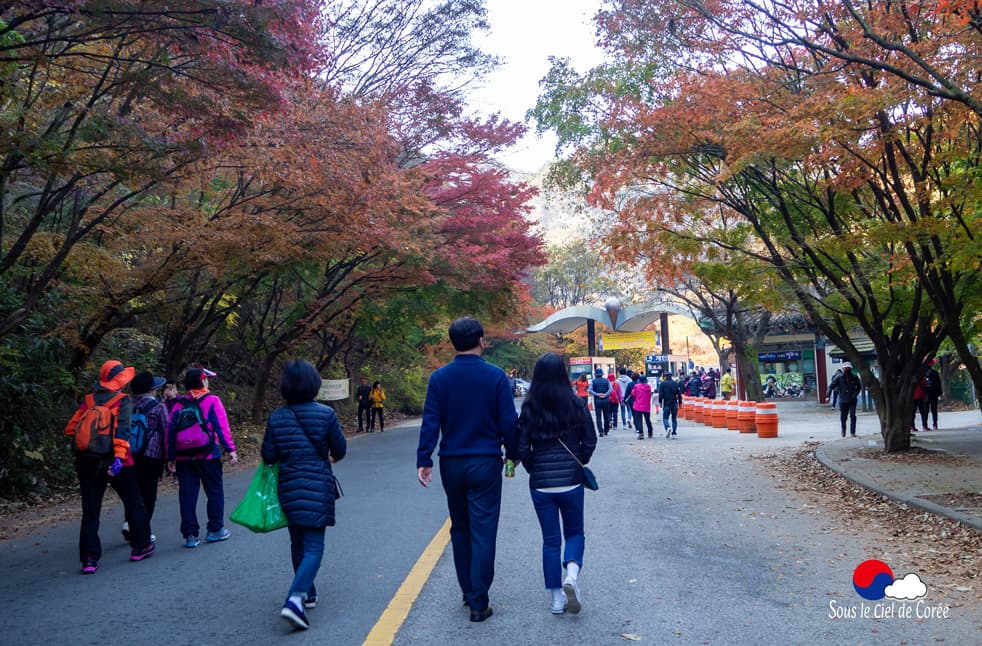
[598,331,659,351]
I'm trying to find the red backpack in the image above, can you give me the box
[66,393,125,456]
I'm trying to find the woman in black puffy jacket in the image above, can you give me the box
[518,353,597,616]
[261,360,347,631]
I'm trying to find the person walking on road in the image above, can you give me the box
[720,369,734,401]
[166,367,238,548]
[64,359,153,573]
[615,368,633,430]
[658,372,683,439]
[606,373,621,431]
[355,377,372,432]
[628,374,654,439]
[924,360,942,430]
[827,368,843,408]
[831,363,862,437]
[125,371,169,543]
[262,360,347,631]
[587,367,612,437]
[368,381,386,432]
[573,373,590,405]
[416,317,520,623]
[517,353,597,615]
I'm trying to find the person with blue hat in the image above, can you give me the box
[124,370,170,543]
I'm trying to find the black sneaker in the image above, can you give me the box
[469,606,493,622]
[304,595,317,609]
[121,521,130,543]
[130,542,155,562]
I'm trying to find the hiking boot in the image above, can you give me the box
[130,543,155,562]
[81,557,98,575]
[185,535,200,549]
[205,528,231,543]
[281,600,309,630]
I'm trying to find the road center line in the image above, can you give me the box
[362,517,451,646]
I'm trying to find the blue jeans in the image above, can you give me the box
[530,485,585,589]
[439,456,502,611]
[176,459,225,538]
[619,401,631,425]
[663,406,678,433]
[287,525,325,600]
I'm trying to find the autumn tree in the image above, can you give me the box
[0,1,321,340]
[533,0,979,450]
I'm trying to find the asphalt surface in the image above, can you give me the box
[1,400,979,645]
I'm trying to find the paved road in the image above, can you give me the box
[1,402,979,645]
[0,426,447,646]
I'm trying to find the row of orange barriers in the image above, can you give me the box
[678,396,778,438]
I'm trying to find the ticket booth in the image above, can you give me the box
[569,356,616,381]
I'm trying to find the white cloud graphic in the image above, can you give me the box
[884,573,927,600]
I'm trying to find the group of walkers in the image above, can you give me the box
[577,368,685,441]
[416,318,596,623]
[354,377,387,432]
[65,362,237,574]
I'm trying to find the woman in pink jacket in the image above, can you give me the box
[166,367,238,548]
[629,375,654,439]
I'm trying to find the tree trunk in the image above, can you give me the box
[735,346,765,402]
[250,353,279,423]
[946,329,982,412]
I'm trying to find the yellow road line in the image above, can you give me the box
[362,517,451,646]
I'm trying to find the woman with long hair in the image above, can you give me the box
[518,353,597,615]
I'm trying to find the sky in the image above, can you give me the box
[468,1,606,173]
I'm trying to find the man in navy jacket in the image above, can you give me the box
[417,317,519,622]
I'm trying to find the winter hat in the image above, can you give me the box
[595,368,604,377]
[842,362,852,371]
[131,371,166,395]
[639,375,648,383]
[98,360,135,391]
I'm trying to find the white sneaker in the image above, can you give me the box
[665,428,671,438]
[563,579,581,614]
[550,589,567,614]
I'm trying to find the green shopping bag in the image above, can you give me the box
[230,463,288,533]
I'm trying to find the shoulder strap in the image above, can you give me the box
[557,438,584,467]
[288,407,330,463]
[104,392,126,410]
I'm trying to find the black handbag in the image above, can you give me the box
[558,438,598,491]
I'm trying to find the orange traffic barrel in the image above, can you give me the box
[692,398,705,424]
[737,401,757,433]
[725,400,740,430]
[755,402,779,438]
[679,396,688,420]
[712,399,728,428]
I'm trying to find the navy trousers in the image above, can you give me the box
[439,456,503,612]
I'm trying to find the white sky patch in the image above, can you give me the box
[884,573,927,600]
[469,0,606,173]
